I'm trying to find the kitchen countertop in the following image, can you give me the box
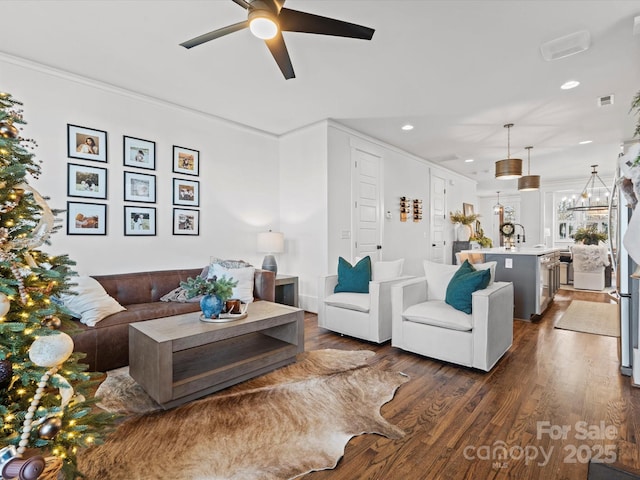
[460,247,562,256]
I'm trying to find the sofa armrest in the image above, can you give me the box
[471,281,514,371]
[369,275,414,325]
[317,275,338,327]
[254,269,275,302]
[391,277,428,346]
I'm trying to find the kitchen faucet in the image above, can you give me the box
[514,223,526,244]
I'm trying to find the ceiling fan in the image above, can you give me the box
[179,0,375,79]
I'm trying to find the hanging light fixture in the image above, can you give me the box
[495,123,523,180]
[493,191,503,215]
[518,146,540,191]
[567,164,611,213]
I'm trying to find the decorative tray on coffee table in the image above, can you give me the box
[200,312,248,323]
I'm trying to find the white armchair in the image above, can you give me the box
[570,244,609,291]
[391,261,514,372]
[318,259,412,343]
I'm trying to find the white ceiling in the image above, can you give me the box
[2,0,639,196]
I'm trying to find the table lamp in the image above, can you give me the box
[257,230,284,276]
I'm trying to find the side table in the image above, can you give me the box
[275,274,299,308]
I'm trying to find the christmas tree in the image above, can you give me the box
[0,92,113,479]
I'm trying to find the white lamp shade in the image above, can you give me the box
[257,231,284,253]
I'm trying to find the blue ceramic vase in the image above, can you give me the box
[200,294,223,319]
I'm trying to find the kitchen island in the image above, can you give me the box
[459,247,562,321]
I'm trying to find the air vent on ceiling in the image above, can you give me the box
[431,154,460,163]
[598,95,614,107]
[540,30,591,61]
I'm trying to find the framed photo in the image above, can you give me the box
[124,206,156,236]
[173,208,199,236]
[463,203,474,217]
[67,201,107,235]
[124,171,156,203]
[173,178,200,206]
[123,136,155,170]
[67,163,107,199]
[172,146,199,176]
[67,124,107,162]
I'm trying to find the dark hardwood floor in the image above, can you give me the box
[300,288,640,480]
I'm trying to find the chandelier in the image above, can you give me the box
[493,191,503,215]
[567,165,611,213]
[495,123,522,180]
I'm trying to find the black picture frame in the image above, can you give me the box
[124,206,157,236]
[173,208,199,235]
[172,178,200,207]
[172,146,199,176]
[67,163,107,199]
[66,201,107,235]
[123,135,156,170]
[67,124,107,162]
[123,171,156,203]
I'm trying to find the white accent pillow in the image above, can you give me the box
[208,264,255,304]
[423,261,460,301]
[60,276,126,327]
[372,259,404,281]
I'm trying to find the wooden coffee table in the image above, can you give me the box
[129,301,304,409]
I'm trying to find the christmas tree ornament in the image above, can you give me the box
[0,292,9,317]
[41,315,61,330]
[5,183,55,250]
[37,417,62,440]
[0,121,19,139]
[0,359,12,388]
[28,332,73,367]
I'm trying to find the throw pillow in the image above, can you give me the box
[445,266,491,314]
[208,264,255,304]
[59,276,126,327]
[372,258,404,281]
[422,260,461,301]
[334,256,371,294]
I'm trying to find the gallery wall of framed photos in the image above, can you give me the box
[65,124,200,237]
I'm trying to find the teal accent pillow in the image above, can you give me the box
[445,262,491,314]
[334,256,371,293]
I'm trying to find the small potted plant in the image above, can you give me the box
[449,210,480,241]
[180,275,238,319]
[571,225,607,246]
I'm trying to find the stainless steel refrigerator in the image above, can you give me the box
[610,173,639,378]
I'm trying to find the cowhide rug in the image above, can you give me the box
[80,349,409,480]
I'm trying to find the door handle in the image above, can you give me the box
[376,245,382,250]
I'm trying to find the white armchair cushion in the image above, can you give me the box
[323,292,370,313]
[423,261,459,301]
[372,259,405,281]
[403,300,472,331]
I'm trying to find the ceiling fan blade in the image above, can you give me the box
[278,8,374,40]
[265,32,295,79]
[231,0,252,9]
[180,20,249,49]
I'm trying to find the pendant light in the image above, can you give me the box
[495,123,523,180]
[493,191,503,215]
[518,146,540,191]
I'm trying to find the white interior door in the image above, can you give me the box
[430,174,446,263]
[352,147,382,262]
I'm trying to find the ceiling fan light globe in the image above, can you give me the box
[249,16,278,39]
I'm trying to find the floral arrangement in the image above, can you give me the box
[180,275,238,301]
[470,222,492,248]
[449,210,479,225]
[571,225,607,245]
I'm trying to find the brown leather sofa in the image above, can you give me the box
[69,268,275,372]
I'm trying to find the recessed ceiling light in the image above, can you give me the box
[561,80,580,90]
[464,158,474,163]
[579,140,593,145]
[401,124,414,131]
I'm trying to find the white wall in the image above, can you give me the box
[278,122,328,312]
[2,56,280,275]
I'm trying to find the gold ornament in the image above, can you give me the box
[42,315,62,330]
[0,121,19,139]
